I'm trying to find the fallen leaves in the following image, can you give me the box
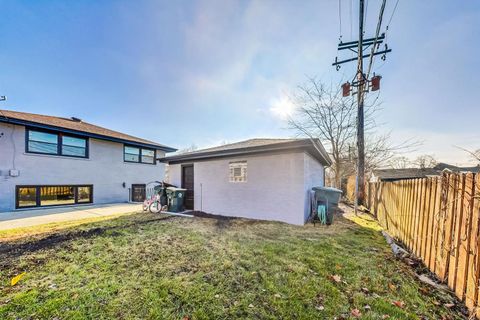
[392,300,405,308]
[330,274,342,283]
[10,272,26,286]
[351,308,362,317]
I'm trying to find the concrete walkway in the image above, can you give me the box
[0,203,142,231]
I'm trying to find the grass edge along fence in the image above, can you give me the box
[367,172,480,317]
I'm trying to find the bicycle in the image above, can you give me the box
[147,193,168,213]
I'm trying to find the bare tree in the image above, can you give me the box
[288,79,358,187]
[389,156,411,169]
[456,146,480,164]
[288,77,418,187]
[177,143,198,154]
[412,154,437,169]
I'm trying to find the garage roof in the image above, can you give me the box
[160,138,332,166]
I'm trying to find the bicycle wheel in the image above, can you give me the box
[142,200,149,211]
[149,201,161,214]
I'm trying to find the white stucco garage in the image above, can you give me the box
[162,138,331,225]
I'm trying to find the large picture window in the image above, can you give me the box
[16,185,93,209]
[124,145,156,164]
[26,129,88,158]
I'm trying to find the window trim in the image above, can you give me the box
[229,161,247,183]
[15,185,94,209]
[25,128,89,159]
[123,144,156,165]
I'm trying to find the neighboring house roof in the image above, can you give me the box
[160,138,332,166]
[0,109,176,152]
[372,168,441,181]
[434,162,480,173]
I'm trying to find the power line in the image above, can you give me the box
[386,0,400,30]
[366,0,387,79]
[332,0,394,207]
[364,0,369,30]
[338,0,343,39]
[349,0,353,39]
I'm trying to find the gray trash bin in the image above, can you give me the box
[312,186,342,224]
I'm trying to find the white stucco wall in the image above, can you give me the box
[0,123,166,212]
[168,151,325,225]
[303,152,325,222]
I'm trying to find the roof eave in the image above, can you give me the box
[0,116,177,152]
[160,139,331,166]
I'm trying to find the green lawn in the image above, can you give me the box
[0,210,464,319]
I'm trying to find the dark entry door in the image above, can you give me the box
[182,165,194,210]
[131,184,146,202]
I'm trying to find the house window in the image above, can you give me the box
[16,185,93,209]
[229,161,247,183]
[62,136,87,157]
[124,145,156,164]
[27,130,58,155]
[26,129,88,158]
[17,187,37,208]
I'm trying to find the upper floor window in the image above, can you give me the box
[26,129,88,158]
[124,145,156,164]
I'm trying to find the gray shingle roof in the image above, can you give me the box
[434,163,480,173]
[0,109,176,151]
[177,138,298,155]
[372,168,441,181]
[161,138,332,166]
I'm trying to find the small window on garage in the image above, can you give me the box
[229,161,247,183]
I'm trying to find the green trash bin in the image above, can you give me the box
[166,187,187,212]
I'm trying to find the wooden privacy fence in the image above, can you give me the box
[367,172,480,316]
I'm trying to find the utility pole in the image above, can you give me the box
[356,0,366,207]
[333,0,391,208]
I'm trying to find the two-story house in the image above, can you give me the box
[0,110,176,212]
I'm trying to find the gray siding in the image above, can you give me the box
[0,123,166,212]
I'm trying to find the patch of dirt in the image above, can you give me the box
[189,211,237,220]
[0,215,176,267]
[189,211,238,230]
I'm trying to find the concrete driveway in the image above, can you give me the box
[0,203,142,231]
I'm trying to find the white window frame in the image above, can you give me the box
[229,161,247,183]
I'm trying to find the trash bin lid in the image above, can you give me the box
[312,186,342,194]
[166,187,187,192]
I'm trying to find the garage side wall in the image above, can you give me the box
[303,153,325,222]
[168,152,307,225]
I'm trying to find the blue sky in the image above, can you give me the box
[1,0,479,165]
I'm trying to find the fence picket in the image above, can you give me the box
[367,172,480,316]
